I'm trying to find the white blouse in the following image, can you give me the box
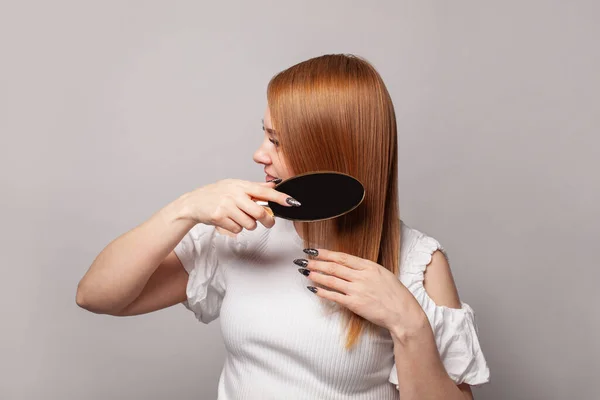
[174,217,490,399]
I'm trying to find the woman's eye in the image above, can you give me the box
[269,138,279,147]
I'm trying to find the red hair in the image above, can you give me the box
[267,54,401,349]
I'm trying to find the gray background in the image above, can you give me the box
[1,1,598,399]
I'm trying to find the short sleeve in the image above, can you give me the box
[389,228,491,388]
[173,223,225,324]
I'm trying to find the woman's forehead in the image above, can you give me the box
[263,106,272,125]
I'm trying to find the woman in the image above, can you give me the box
[77,54,490,399]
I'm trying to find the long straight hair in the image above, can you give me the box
[267,54,401,349]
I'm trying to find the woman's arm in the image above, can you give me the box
[76,179,291,316]
[76,194,195,315]
[390,250,473,399]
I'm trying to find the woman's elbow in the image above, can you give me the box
[75,281,115,314]
[76,281,98,312]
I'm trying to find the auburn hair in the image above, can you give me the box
[267,54,401,349]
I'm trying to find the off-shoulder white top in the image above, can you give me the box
[174,218,490,399]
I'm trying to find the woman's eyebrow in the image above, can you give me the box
[261,119,278,135]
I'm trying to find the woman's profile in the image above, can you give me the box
[77,53,490,399]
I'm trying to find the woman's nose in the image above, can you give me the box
[253,147,269,165]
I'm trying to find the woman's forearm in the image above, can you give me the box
[76,193,196,314]
[391,320,470,400]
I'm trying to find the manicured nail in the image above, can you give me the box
[293,258,308,267]
[268,178,282,184]
[307,286,318,293]
[298,268,310,276]
[303,248,318,257]
[286,197,301,207]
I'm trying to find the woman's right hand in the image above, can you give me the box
[179,179,298,233]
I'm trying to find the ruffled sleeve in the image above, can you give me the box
[173,223,225,324]
[389,228,490,388]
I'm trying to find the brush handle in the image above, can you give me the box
[254,200,274,217]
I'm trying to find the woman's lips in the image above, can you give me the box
[265,174,278,182]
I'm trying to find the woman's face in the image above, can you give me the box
[253,106,293,182]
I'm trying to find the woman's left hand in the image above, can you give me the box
[296,248,428,336]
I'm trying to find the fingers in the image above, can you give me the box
[302,259,356,281]
[243,182,299,208]
[260,180,278,187]
[206,179,293,233]
[303,268,351,294]
[219,217,243,235]
[308,286,348,305]
[236,196,275,229]
[227,203,259,231]
[309,248,368,270]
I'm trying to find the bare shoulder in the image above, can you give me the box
[423,249,462,309]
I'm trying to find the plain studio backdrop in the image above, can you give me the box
[1,1,598,399]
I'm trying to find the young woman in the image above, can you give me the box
[77,54,490,399]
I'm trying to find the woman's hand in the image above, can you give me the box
[296,248,428,338]
[180,179,298,233]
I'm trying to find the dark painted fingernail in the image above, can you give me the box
[268,178,282,184]
[293,258,308,267]
[286,197,301,207]
[298,268,310,276]
[307,286,318,293]
[303,248,318,257]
